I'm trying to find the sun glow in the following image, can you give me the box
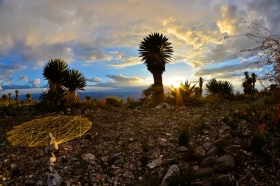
[166,78,183,88]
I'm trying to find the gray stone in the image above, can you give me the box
[204,147,218,158]
[147,155,163,169]
[161,165,179,186]
[202,142,213,151]
[196,167,214,179]
[162,158,176,165]
[200,157,217,167]
[81,153,96,164]
[220,126,231,133]
[177,146,188,152]
[47,170,62,186]
[214,155,234,172]
[195,146,205,157]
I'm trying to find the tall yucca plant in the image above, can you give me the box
[139,33,173,105]
[63,69,86,106]
[43,59,69,93]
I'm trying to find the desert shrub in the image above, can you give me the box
[178,128,190,146]
[126,97,140,109]
[205,78,234,96]
[166,166,196,186]
[167,80,200,106]
[194,117,206,131]
[248,131,266,154]
[105,96,123,107]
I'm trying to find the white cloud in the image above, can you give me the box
[19,75,29,82]
[0,0,279,80]
[95,74,151,87]
[85,77,102,82]
[28,78,41,87]
[108,57,141,68]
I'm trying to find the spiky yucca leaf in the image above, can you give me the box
[139,33,173,74]
[43,59,69,92]
[63,69,86,106]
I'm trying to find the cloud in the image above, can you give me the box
[108,56,141,68]
[0,80,2,91]
[0,0,279,80]
[85,77,102,82]
[216,5,239,35]
[0,61,27,81]
[28,78,41,87]
[194,60,259,78]
[95,74,151,87]
[19,75,29,82]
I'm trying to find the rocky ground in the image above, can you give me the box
[0,99,280,186]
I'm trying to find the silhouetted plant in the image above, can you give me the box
[26,93,32,101]
[85,95,91,103]
[178,127,190,146]
[167,80,199,106]
[139,33,173,105]
[199,77,203,97]
[15,90,19,101]
[2,94,8,100]
[8,93,11,101]
[63,69,86,106]
[205,78,234,95]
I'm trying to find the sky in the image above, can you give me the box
[0,0,279,96]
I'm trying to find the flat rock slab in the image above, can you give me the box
[177,146,188,152]
[214,155,234,172]
[160,165,179,186]
[202,142,213,151]
[200,157,217,167]
[204,147,218,158]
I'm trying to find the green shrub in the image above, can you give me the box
[105,96,123,107]
[194,117,205,131]
[249,131,266,154]
[126,97,139,109]
[178,128,190,146]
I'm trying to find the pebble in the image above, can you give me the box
[177,146,188,152]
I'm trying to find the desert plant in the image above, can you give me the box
[248,131,266,154]
[126,97,139,109]
[63,69,86,106]
[178,127,190,146]
[105,96,123,107]
[199,77,203,96]
[167,80,199,106]
[85,95,91,103]
[15,90,19,101]
[139,33,173,105]
[41,59,69,107]
[2,94,8,100]
[8,93,11,101]
[26,93,32,101]
[205,78,234,95]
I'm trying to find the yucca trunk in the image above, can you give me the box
[152,72,164,105]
